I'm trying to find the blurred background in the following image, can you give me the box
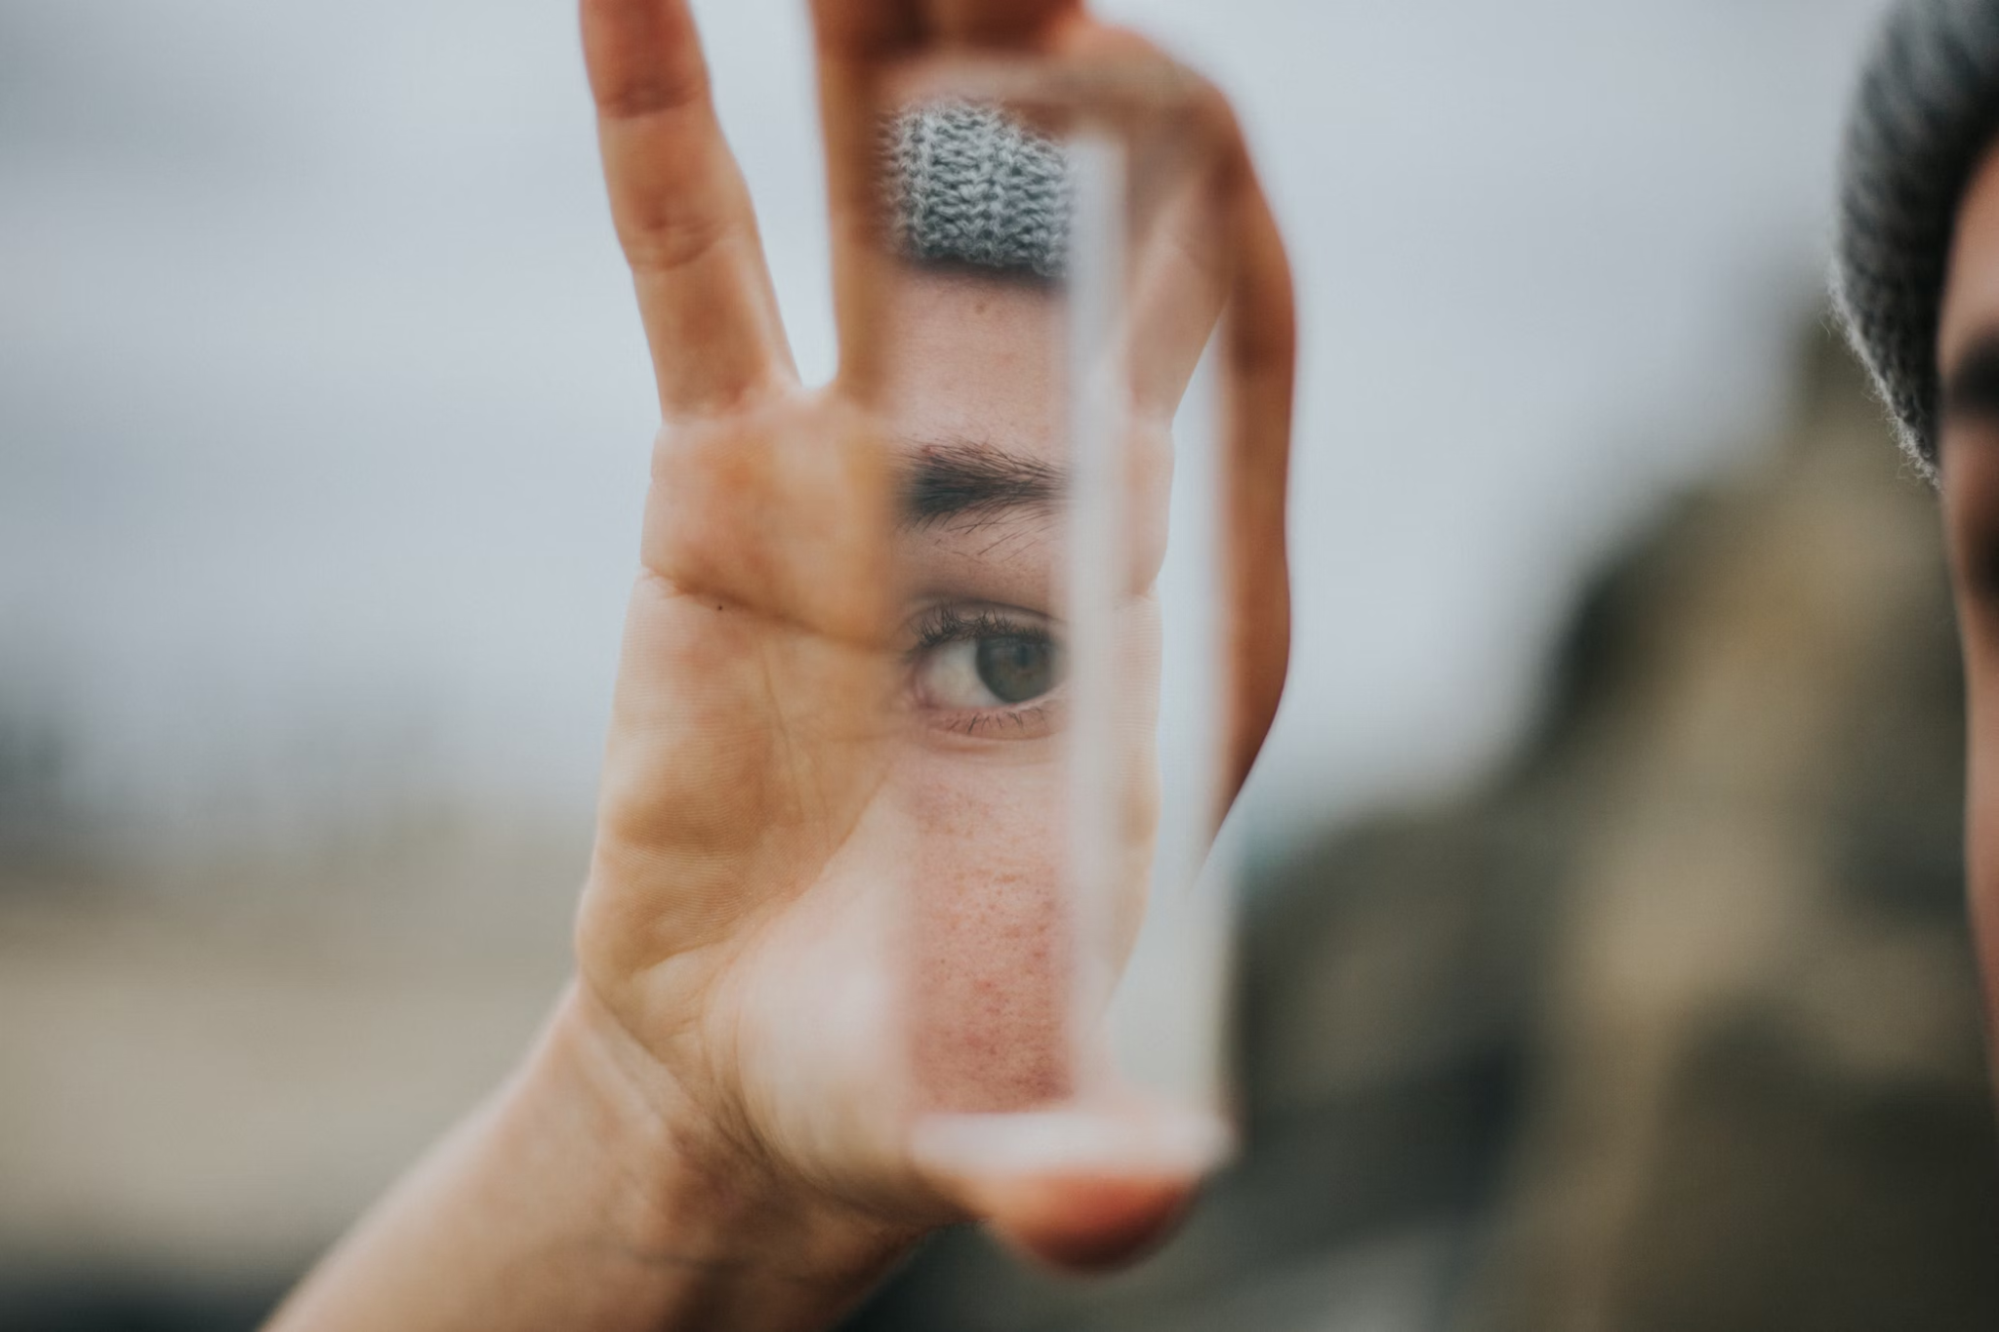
[5,0,1998,1327]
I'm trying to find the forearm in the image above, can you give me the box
[268,983,917,1331]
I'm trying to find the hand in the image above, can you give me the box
[572,0,1296,1275]
[270,3,1292,1327]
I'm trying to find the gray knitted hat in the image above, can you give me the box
[1834,0,1999,480]
[886,101,1073,279]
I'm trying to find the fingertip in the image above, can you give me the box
[983,1170,1197,1271]
[922,0,1081,48]
[810,0,921,58]
[910,1108,1229,1271]
[581,0,703,118]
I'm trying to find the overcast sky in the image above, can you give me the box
[0,1,1892,860]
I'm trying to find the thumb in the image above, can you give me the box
[910,1104,1230,1270]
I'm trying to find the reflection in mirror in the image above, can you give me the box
[859,78,1235,1131]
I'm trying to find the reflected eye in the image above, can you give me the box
[908,605,1064,732]
[918,633,1060,708]
[973,635,1057,704]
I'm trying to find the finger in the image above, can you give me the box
[1060,34,1230,423]
[911,1106,1227,1271]
[582,0,792,418]
[1050,21,1294,789]
[981,1172,1191,1271]
[1221,161,1296,794]
[920,0,1080,47]
[1126,153,1231,420]
[809,0,1081,392]
[810,0,920,394]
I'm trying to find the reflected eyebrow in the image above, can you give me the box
[1943,330,1999,425]
[900,438,1063,528]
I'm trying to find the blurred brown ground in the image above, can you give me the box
[0,823,582,1329]
[4,324,1998,1329]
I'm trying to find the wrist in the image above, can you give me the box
[521,981,921,1324]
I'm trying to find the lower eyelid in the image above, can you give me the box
[946,708,1045,737]
[927,693,1064,740]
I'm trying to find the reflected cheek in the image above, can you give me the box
[1947,449,1999,989]
[903,755,1074,1111]
[1962,658,1999,989]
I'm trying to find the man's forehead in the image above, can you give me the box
[875,265,1071,480]
[877,266,1064,388]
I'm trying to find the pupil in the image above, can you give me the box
[974,635,1055,705]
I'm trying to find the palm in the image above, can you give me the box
[578,391,921,1198]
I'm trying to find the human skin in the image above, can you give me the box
[1934,143,1999,1028]
[268,1,1294,1328]
[883,256,1190,1113]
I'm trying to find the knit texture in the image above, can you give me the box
[886,101,1073,279]
[1834,0,1999,479]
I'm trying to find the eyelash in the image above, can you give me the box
[906,604,1062,737]
[909,605,1043,653]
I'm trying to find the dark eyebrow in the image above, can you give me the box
[899,438,1063,528]
[1943,330,1999,425]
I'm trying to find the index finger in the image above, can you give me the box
[583,0,793,418]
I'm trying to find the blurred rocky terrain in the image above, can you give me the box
[849,329,1999,1329]
[5,324,1999,1329]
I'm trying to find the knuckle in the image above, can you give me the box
[619,202,735,276]
[594,62,711,122]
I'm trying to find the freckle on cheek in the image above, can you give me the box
[905,777,1074,1112]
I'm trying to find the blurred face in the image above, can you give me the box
[1931,144,1999,1009]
